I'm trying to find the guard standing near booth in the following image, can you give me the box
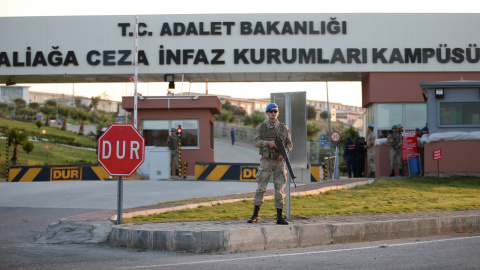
[343,137,356,178]
[166,128,179,176]
[366,125,376,178]
[387,125,403,176]
[247,103,293,225]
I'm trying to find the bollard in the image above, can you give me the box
[5,136,9,181]
[178,139,182,180]
[322,163,328,181]
[183,162,188,179]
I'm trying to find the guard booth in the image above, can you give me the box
[122,95,222,179]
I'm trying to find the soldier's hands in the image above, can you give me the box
[267,141,277,149]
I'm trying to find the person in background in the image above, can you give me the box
[366,125,376,178]
[231,128,235,145]
[397,124,407,173]
[416,128,424,149]
[355,137,366,177]
[247,103,293,225]
[166,128,179,176]
[387,125,403,176]
[343,137,356,178]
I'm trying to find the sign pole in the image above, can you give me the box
[437,160,440,186]
[133,16,139,129]
[285,92,292,220]
[433,149,442,186]
[117,176,123,224]
[326,81,333,177]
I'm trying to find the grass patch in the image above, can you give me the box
[124,177,480,224]
[0,118,98,169]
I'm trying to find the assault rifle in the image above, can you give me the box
[272,124,297,188]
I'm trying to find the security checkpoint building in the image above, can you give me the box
[1,14,479,178]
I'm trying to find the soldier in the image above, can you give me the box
[166,128,179,176]
[343,137,356,178]
[387,125,403,176]
[397,123,407,174]
[247,103,293,225]
[366,125,376,178]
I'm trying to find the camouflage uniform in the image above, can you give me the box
[167,135,179,173]
[366,132,376,173]
[387,132,402,170]
[253,119,293,209]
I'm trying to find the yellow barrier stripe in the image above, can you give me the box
[194,164,209,180]
[18,168,42,182]
[206,165,231,180]
[91,166,110,180]
[311,166,320,182]
[8,168,22,182]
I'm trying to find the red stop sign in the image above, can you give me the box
[97,124,145,177]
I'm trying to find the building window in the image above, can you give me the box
[142,119,199,147]
[377,104,402,129]
[440,102,480,126]
[405,103,427,129]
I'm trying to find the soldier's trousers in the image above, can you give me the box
[253,157,287,209]
[170,150,179,174]
[367,149,375,172]
[389,149,402,169]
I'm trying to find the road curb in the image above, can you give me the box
[109,213,480,252]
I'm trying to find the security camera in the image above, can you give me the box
[192,96,199,100]
[139,96,145,101]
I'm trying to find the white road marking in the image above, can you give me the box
[117,235,480,269]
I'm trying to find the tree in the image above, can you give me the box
[35,120,44,128]
[14,98,26,109]
[27,108,37,122]
[0,102,8,115]
[90,96,101,111]
[217,111,236,126]
[74,96,82,108]
[307,122,322,141]
[72,108,89,135]
[339,125,360,150]
[57,105,71,131]
[29,102,40,111]
[40,105,55,127]
[320,110,329,121]
[7,128,34,164]
[307,105,317,120]
[242,111,266,128]
[45,100,57,107]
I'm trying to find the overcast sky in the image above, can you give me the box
[1,0,477,106]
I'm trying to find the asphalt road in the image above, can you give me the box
[1,139,479,269]
[1,208,478,270]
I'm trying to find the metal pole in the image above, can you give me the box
[133,16,139,129]
[285,93,292,220]
[437,160,440,186]
[326,82,333,179]
[117,176,123,225]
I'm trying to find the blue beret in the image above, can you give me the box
[392,125,397,129]
[265,103,278,112]
[368,125,374,130]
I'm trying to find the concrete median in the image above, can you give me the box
[109,211,480,252]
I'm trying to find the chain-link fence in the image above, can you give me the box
[214,122,256,144]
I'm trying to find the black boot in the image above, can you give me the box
[389,170,395,177]
[368,171,375,178]
[348,172,352,178]
[276,208,289,225]
[399,169,404,176]
[247,205,260,223]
